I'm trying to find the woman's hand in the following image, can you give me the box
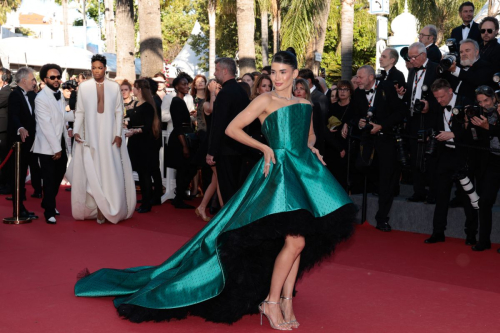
[208,80,218,93]
[341,123,349,139]
[262,145,276,177]
[183,146,190,159]
[471,115,489,130]
[309,146,326,166]
[340,150,346,158]
[112,136,122,148]
[74,133,83,143]
[125,130,134,138]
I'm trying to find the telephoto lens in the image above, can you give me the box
[452,169,480,209]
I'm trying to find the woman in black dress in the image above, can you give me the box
[324,80,354,191]
[165,75,198,209]
[126,79,161,213]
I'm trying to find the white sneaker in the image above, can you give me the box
[55,208,60,215]
[46,216,56,224]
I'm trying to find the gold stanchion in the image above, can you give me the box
[4,142,31,224]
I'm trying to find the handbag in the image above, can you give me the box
[182,125,199,151]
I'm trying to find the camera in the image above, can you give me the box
[493,72,500,85]
[424,129,438,156]
[452,167,480,209]
[413,84,429,113]
[62,79,78,90]
[452,105,482,123]
[361,108,374,132]
[400,47,410,62]
[395,127,409,166]
[438,39,459,73]
[495,90,500,103]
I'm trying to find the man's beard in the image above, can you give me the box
[45,82,59,92]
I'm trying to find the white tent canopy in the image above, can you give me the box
[169,21,208,78]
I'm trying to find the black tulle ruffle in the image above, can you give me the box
[117,203,356,324]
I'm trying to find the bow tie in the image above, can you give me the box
[54,91,61,101]
[462,24,470,29]
[443,105,452,111]
[365,89,374,95]
[414,66,426,72]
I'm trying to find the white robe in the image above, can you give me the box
[66,79,136,223]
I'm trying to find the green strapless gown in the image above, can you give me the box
[75,103,355,323]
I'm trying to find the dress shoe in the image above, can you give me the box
[425,196,436,204]
[172,199,195,209]
[424,233,445,243]
[375,222,391,232]
[449,196,463,208]
[465,236,477,246]
[136,205,151,213]
[471,244,491,251]
[20,209,38,219]
[31,192,42,198]
[406,195,426,203]
[46,216,56,224]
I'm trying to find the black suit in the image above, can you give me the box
[430,94,478,237]
[310,88,329,155]
[444,58,495,102]
[352,80,408,226]
[479,40,500,73]
[7,86,37,213]
[426,44,442,64]
[208,78,250,203]
[403,60,439,199]
[383,66,406,88]
[450,22,482,45]
[0,84,12,187]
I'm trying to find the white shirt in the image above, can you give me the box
[462,24,471,41]
[17,87,33,135]
[411,59,429,104]
[365,82,377,103]
[310,85,316,94]
[443,93,457,148]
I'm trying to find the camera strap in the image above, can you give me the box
[367,81,379,108]
[443,110,453,129]
[411,69,426,108]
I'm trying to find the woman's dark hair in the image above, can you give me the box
[133,79,160,140]
[239,81,251,98]
[91,54,107,66]
[145,77,159,96]
[172,75,188,92]
[272,51,298,70]
[242,73,255,83]
[336,80,354,99]
[285,47,297,57]
[39,63,63,81]
[251,74,272,100]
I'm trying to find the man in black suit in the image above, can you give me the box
[352,65,408,231]
[379,47,406,88]
[450,2,482,45]
[206,58,250,203]
[478,16,500,72]
[0,68,13,194]
[402,42,439,203]
[297,68,329,155]
[445,38,495,101]
[7,67,38,219]
[418,25,442,64]
[424,79,478,244]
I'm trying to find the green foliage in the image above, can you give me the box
[161,0,196,61]
[322,0,376,83]
[0,0,21,25]
[15,26,36,36]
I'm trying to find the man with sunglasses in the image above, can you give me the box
[32,64,72,224]
[469,86,500,252]
[478,17,500,73]
[450,2,482,45]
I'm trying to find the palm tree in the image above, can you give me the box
[236,0,256,74]
[116,0,135,81]
[258,0,270,66]
[271,0,280,53]
[138,0,163,77]
[340,0,354,80]
[304,0,331,74]
[0,0,22,25]
[208,0,217,78]
[62,0,69,46]
[104,0,116,53]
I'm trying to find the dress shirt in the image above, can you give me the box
[310,85,316,94]
[365,82,377,103]
[462,24,471,41]
[451,58,476,93]
[17,87,32,135]
[443,93,457,148]
[410,59,428,108]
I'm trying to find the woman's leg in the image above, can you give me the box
[280,255,301,326]
[263,235,305,328]
[211,166,224,207]
[196,172,217,220]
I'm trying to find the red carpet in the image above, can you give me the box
[0,187,499,333]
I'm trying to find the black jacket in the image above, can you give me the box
[479,40,500,73]
[383,66,406,88]
[450,21,482,45]
[426,44,442,64]
[310,88,329,154]
[444,58,495,102]
[208,79,250,157]
[0,85,12,136]
[7,86,36,144]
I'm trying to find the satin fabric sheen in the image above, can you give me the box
[75,103,351,310]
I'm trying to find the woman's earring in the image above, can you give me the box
[292,79,296,92]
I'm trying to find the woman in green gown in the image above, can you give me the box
[75,51,355,330]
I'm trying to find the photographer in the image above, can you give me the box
[469,85,500,251]
[445,38,495,101]
[352,65,408,232]
[424,79,478,244]
[402,42,440,204]
[478,17,500,73]
[418,25,442,64]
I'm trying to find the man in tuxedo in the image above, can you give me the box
[418,25,442,64]
[478,16,500,72]
[379,47,406,88]
[402,42,439,203]
[352,65,408,231]
[206,58,250,203]
[424,79,478,244]
[7,67,38,219]
[446,38,495,101]
[297,68,329,155]
[33,64,70,224]
[450,2,482,45]
[0,68,13,194]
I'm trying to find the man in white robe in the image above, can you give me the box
[66,54,136,223]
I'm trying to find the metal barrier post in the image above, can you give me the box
[4,142,31,224]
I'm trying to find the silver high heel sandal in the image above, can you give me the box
[259,300,292,331]
[280,296,300,328]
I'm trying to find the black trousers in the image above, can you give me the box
[432,147,478,235]
[29,152,42,194]
[477,153,500,246]
[38,147,68,219]
[174,159,198,202]
[151,146,163,202]
[374,136,402,225]
[215,155,243,204]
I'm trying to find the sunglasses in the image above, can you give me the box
[480,28,494,34]
[475,86,494,97]
[48,75,62,80]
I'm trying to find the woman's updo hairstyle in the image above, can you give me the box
[172,75,188,92]
[272,51,298,70]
